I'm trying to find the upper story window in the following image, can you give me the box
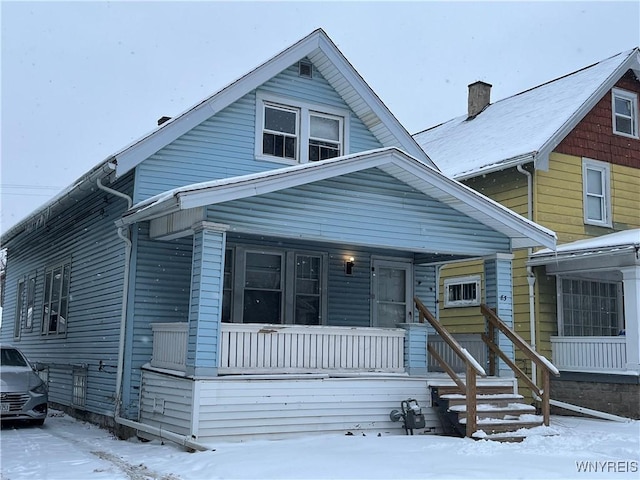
[444,275,480,308]
[612,88,638,138]
[41,260,71,336]
[263,104,299,160]
[582,158,612,227]
[256,92,349,164]
[14,273,37,339]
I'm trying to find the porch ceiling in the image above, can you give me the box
[117,148,556,251]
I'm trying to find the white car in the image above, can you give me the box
[0,345,48,425]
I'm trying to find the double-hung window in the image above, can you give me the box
[309,113,343,161]
[612,88,638,138]
[582,158,611,227]
[41,260,71,336]
[14,273,37,338]
[444,276,481,307]
[262,104,299,160]
[256,92,348,164]
[223,246,327,325]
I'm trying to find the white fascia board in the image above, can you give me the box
[317,35,436,169]
[115,33,323,177]
[393,155,557,250]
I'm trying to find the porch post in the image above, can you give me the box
[185,222,228,377]
[399,323,428,376]
[484,253,515,377]
[621,266,640,372]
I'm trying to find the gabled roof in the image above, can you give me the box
[1,29,434,246]
[113,28,435,176]
[414,48,640,180]
[117,147,556,250]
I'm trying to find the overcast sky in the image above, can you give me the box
[1,1,639,233]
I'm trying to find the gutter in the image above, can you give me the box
[1,160,117,246]
[96,178,210,452]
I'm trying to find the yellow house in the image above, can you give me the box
[415,48,640,419]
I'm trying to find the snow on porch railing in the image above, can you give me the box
[220,323,406,374]
[150,323,188,371]
[551,336,627,373]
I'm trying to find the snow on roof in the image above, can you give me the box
[532,229,640,257]
[414,48,639,179]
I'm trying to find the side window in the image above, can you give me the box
[222,248,233,322]
[42,261,71,336]
[14,278,25,339]
[444,276,481,308]
[13,273,36,339]
[582,158,611,227]
[612,88,638,138]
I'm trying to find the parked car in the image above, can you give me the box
[0,345,48,425]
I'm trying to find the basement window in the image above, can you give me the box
[72,366,88,407]
[444,276,480,307]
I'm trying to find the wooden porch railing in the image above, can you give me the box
[414,297,486,437]
[480,304,560,426]
[220,323,405,374]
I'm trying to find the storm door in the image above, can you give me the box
[371,258,412,328]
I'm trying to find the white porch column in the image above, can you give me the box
[484,253,515,377]
[621,266,640,372]
[186,222,228,377]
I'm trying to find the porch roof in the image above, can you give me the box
[117,147,556,250]
[528,229,640,267]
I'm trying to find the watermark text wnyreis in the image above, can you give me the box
[576,461,638,473]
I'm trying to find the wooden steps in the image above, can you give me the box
[430,381,544,441]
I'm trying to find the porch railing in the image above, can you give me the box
[480,304,559,426]
[414,297,486,437]
[550,336,627,373]
[219,323,405,374]
[150,323,188,371]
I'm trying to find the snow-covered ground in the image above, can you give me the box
[1,410,638,480]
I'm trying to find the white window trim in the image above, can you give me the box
[444,275,481,308]
[255,91,350,164]
[582,158,612,228]
[611,88,639,139]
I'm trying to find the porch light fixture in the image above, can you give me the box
[345,257,355,275]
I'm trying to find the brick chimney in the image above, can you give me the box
[467,81,492,118]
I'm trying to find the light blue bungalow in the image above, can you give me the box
[0,30,556,446]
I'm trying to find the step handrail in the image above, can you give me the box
[480,304,560,426]
[414,297,485,437]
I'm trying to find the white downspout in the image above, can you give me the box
[517,164,537,386]
[96,178,210,452]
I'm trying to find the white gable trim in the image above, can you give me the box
[114,29,435,177]
[117,147,556,250]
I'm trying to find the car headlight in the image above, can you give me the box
[30,381,47,395]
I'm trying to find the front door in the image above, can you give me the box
[371,259,412,328]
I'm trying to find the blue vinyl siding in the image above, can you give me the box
[208,169,511,257]
[133,61,382,203]
[124,223,193,417]
[0,174,134,416]
[484,257,515,369]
